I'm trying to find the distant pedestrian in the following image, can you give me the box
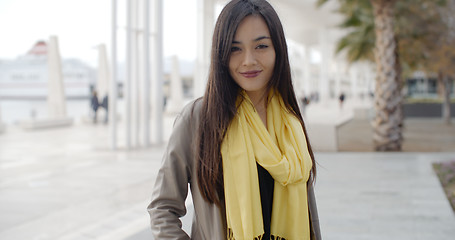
[301,96,310,118]
[339,92,345,109]
[90,90,99,123]
[310,91,319,103]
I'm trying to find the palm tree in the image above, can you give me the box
[318,0,403,151]
[369,0,402,151]
[319,0,455,146]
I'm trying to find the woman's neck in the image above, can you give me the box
[246,90,268,127]
[246,90,267,107]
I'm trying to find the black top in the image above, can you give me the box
[257,163,274,239]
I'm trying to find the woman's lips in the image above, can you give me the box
[240,70,262,78]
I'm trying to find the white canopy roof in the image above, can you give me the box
[214,0,345,46]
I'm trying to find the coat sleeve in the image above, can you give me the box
[147,104,196,239]
[308,182,322,240]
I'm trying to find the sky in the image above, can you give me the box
[0,0,197,67]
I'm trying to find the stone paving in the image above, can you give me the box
[316,152,455,240]
[0,106,455,239]
[337,118,455,152]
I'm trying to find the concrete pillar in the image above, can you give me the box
[126,0,133,149]
[129,0,151,148]
[350,65,359,100]
[151,0,164,144]
[47,36,66,118]
[302,46,311,97]
[194,0,214,98]
[166,55,184,113]
[97,44,110,99]
[318,29,330,102]
[110,0,118,149]
[123,0,163,147]
[334,61,342,99]
[131,0,140,147]
[287,40,302,98]
[143,0,151,147]
[97,44,110,122]
[365,63,374,96]
[297,42,306,99]
[361,63,372,99]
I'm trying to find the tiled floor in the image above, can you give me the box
[1,112,455,239]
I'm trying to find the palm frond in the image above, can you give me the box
[316,0,330,8]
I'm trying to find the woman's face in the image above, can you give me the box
[229,15,276,99]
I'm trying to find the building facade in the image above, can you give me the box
[0,41,95,99]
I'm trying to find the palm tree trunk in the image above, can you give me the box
[370,0,403,151]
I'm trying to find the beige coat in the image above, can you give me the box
[148,99,321,239]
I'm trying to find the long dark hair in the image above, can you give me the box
[196,0,316,206]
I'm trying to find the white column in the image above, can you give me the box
[151,0,164,144]
[302,46,311,97]
[166,55,184,113]
[194,0,214,98]
[126,0,132,149]
[334,61,342,98]
[366,63,374,96]
[132,0,140,147]
[360,63,370,99]
[318,29,330,103]
[97,44,110,123]
[110,0,118,150]
[143,0,151,147]
[288,40,305,99]
[124,0,162,147]
[97,44,110,99]
[47,36,66,118]
[350,65,358,100]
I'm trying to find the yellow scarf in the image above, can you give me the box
[221,91,313,240]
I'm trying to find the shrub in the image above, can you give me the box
[433,161,455,213]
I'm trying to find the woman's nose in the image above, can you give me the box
[242,50,257,66]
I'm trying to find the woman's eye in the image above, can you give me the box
[231,46,241,52]
[256,44,268,49]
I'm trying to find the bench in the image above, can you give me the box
[306,113,353,152]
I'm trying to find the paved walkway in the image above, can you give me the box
[337,117,455,152]
[0,107,454,239]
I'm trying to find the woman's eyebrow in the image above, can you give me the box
[232,36,271,44]
[254,36,271,41]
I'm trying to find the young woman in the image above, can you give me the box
[148,0,321,239]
